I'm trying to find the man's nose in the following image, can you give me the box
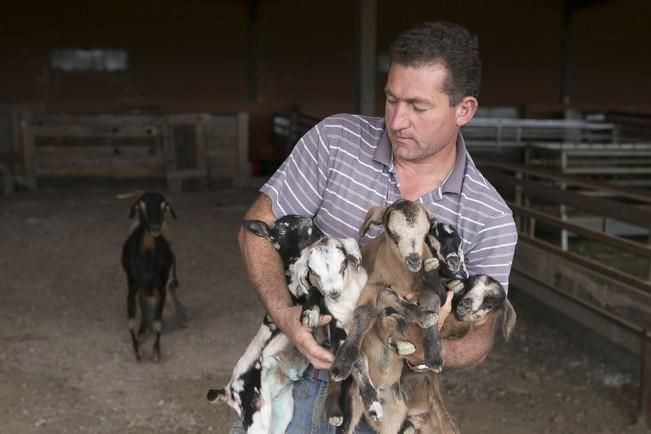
[389,103,409,131]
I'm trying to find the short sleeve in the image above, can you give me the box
[260,120,332,218]
[464,213,518,292]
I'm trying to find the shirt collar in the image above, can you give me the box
[373,128,393,169]
[441,134,467,196]
[373,127,467,196]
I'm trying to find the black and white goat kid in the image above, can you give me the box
[210,236,366,434]
[208,216,366,433]
[121,192,186,362]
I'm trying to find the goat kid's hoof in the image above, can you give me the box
[446,279,464,293]
[206,389,222,403]
[423,257,440,272]
[402,426,416,434]
[301,309,320,328]
[368,401,383,422]
[394,340,416,356]
[330,360,354,382]
[421,312,438,329]
[328,416,344,427]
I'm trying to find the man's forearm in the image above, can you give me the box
[442,317,496,369]
[239,226,293,318]
[237,194,293,322]
[404,314,496,369]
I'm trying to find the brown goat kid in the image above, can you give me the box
[395,263,517,434]
[329,199,445,434]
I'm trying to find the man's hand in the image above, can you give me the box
[437,290,454,331]
[275,305,335,369]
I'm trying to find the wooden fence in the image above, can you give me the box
[3,110,249,193]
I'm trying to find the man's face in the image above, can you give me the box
[384,62,465,163]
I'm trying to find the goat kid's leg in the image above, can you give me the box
[377,309,416,356]
[152,288,167,363]
[352,353,382,422]
[300,287,322,328]
[326,378,346,427]
[334,378,364,434]
[330,304,375,382]
[398,419,418,434]
[127,285,143,362]
[376,288,437,329]
[418,288,444,373]
[328,316,348,354]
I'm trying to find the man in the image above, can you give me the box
[234,20,517,433]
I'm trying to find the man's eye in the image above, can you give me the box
[413,105,428,113]
[386,97,397,104]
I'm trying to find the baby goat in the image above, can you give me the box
[206,215,324,431]
[441,273,517,342]
[394,272,516,434]
[121,191,185,362]
[330,199,444,434]
[209,235,366,434]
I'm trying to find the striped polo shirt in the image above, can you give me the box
[260,113,518,290]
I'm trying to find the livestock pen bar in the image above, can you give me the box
[480,160,651,427]
[462,118,619,152]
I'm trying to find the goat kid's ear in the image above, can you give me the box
[359,206,386,238]
[501,299,517,342]
[242,219,273,240]
[426,207,437,230]
[288,249,312,298]
[341,238,362,269]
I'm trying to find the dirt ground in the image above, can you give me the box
[0,187,649,434]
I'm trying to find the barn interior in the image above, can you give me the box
[1,0,651,433]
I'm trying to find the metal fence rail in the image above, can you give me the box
[481,159,651,426]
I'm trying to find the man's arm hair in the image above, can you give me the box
[441,316,496,369]
[238,194,293,316]
[238,193,335,368]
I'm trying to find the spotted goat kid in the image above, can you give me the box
[208,216,368,434]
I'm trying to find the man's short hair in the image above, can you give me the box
[389,21,481,106]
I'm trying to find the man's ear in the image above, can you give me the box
[455,96,478,127]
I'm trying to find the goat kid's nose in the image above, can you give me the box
[456,268,470,280]
[446,255,460,271]
[329,291,341,301]
[405,253,422,272]
[457,298,473,313]
[148,224,162,237]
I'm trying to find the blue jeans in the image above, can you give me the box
[230,367,375,434]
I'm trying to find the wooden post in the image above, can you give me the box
[641,330,651,428]
[647,234,651,282]
[236,112,250,187]
[21,124,37,191]
[357,0,376,116]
